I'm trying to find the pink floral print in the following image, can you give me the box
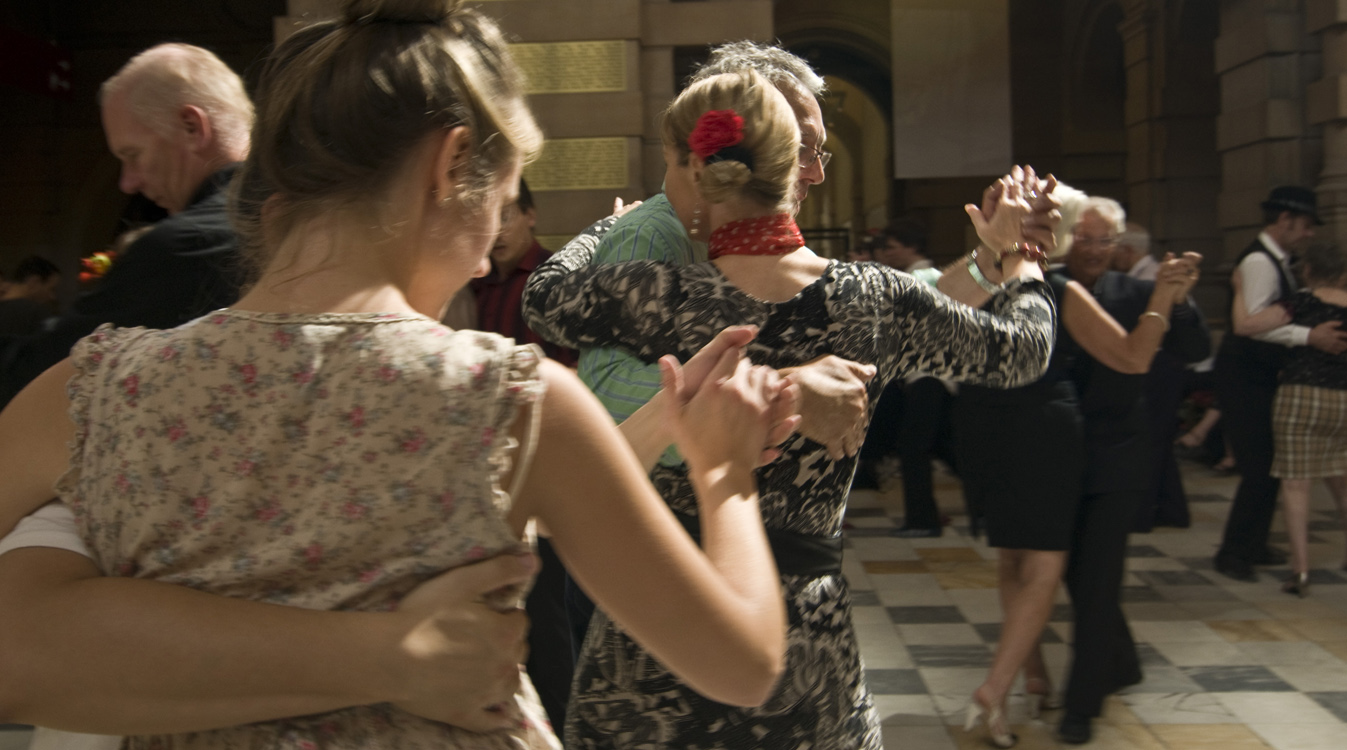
[57,310,554,750]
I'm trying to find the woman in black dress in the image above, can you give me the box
[947,192,1207,747]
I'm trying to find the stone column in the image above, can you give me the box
[1214,0,1321,266]
[1120,0,1159,229]
[1120,0,1223,309]
[1307,0,1347,244]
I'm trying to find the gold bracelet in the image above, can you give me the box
[1141,311,1169,332]
[967,249,1001,294]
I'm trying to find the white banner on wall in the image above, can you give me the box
[891,0,1012,178]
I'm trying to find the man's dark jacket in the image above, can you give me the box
[0,165,242,407]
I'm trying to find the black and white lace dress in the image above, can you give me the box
[524,235,1055,750]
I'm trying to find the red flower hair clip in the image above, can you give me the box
[688,109,745,159]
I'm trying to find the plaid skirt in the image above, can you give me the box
[1271,383,1347,479]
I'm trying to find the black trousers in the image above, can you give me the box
[525,537,576,733]
[1136,356,1189,530]
[859,378,955,529]
[1064,488,1144,717]
[1214,366,1280,563]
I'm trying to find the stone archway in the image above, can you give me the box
[1062,0,1128,201]
[776,27,894,245]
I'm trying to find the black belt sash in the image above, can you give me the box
[672,510,843,578]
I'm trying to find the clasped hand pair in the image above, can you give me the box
[966,165,1061,261]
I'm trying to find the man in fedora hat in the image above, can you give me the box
[1213,185,1347,581]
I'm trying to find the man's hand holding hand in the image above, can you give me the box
[780,355,876,460]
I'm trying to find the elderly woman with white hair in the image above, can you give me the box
[945,187,1208,746]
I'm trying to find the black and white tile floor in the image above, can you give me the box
[845,463,1347,750]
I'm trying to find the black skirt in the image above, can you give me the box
[954,378,1085,551]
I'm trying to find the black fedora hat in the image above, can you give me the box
[1261,185,1323,225]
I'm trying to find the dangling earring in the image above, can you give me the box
[690,202,703,239]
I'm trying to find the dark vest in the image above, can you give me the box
[1216,240,1297,385]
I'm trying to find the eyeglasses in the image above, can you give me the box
[800,143,832,171]
[1071,236,1117,249]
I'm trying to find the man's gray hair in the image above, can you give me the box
[100,43,253,156]
[691,41,826,99]
[1050,184,1127,259]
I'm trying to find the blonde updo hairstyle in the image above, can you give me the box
[231,0,542,278]
[661,71,799,211]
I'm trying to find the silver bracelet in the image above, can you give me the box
[966,249,1001,294]
[1140,311,1170,332]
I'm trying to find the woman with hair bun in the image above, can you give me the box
[0,0,801,747]
[524,70,1059,750]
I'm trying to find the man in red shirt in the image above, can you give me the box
[470,178,577,731]
[471,179,577,367]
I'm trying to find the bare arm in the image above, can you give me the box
[1062,254,1202,374]
[0,546,533,733]
[514,357,786,707]
[938,167,1056,308]
[618,327,800,471]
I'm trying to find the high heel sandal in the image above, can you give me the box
[964,697,1017,748]
[1282,571,1310,598]
[1023,678,1062,720]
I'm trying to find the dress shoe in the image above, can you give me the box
[891,525,941,539]
[1024,677,1061,719]
[1214,555,1257,582]
[1253,546,1288,566]
[964,695,1016,748]
[1282,571,1310,598]
[1058,712,1092,745]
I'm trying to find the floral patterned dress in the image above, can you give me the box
[523,232,1056,750]
[56,310,558,750]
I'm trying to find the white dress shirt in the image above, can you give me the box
[1126,254,1159,281]
[1238,232,1308,347]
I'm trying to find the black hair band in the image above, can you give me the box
[704,144,755,173]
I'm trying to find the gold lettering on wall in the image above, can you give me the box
[512,41,627,94]
[524,137,629,191]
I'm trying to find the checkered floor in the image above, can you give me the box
[2,462,1343,750]
[844,461,1347,750]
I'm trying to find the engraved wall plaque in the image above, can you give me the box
[512,40,627,94]
[524,137,629,191]
[535,234,575,250]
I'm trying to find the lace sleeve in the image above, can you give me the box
[872,268,1056,389]
[521,258,686,363]
[521,214,619,346]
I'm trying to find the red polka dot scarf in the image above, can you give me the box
[708,213,805,260]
